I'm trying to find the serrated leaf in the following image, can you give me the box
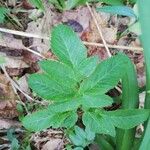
[22,109,54,131]
[102,109,150,129]
[81,94,113,108]
[23,109,77,131]
[69,126,88,147]
[77,56,99,79]
[97,6,136,18]
[48,99,80,113]
[51,24,87,68]
[50,112,73,128]
[28,74,75,101]
[82,110,116,137]
[80,53,128,95]
[39,60,77,88]
[63,111,78,128]
[69,133,86,147]
[85,127,95,141]
[75,126,87,139]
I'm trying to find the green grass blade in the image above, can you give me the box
[138,0,150,148]
[116,55,139,150]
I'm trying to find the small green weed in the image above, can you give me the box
[22,24,149,149]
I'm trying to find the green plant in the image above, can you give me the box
[96,6,136,18]
[68,126,95,149]
[29,0,45,10]
[0,7,10,23]
[7,128,20,150]
[29,0,88,11]
[22,24,149,149]
[29,0,137,11]
[137,0,150,149]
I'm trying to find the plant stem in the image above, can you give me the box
[116,55,139,150]
[137,0,150,148]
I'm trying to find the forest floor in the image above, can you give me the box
[0,0,145,149]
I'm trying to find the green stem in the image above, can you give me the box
[137,0,150,148]
[116,55,139,150]
[139,116,150,150]
[138,0,150,109]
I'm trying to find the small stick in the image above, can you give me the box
[86,2,112,57]
[24,47,46,59]
[0,27,49,40]
[0,27,143,51]
[83,41,143,51]
[1,65,48,105]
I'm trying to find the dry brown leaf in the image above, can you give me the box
[0,74,18,118]
[17,75,30,94]
[0,119,21,130]
[0,34,25,50]
[26,1,53,54]
[42,139,63,150]
[62,7,91,31]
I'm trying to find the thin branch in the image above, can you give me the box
[24,47,46,59]
[0,27,143,51]
[1,65,48,106]
[86,2,112,57]
[83,41,143,51]
[0,27,49,40]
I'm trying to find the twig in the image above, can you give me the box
[86,2,112,57]
[1,65,48,105]
[83,41,143,51]
[0,27,49,40]
[24,47,46,59]
[0,27,143,51]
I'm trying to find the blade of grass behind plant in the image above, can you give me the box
[137,0,150,148]
[116,54,139,150]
